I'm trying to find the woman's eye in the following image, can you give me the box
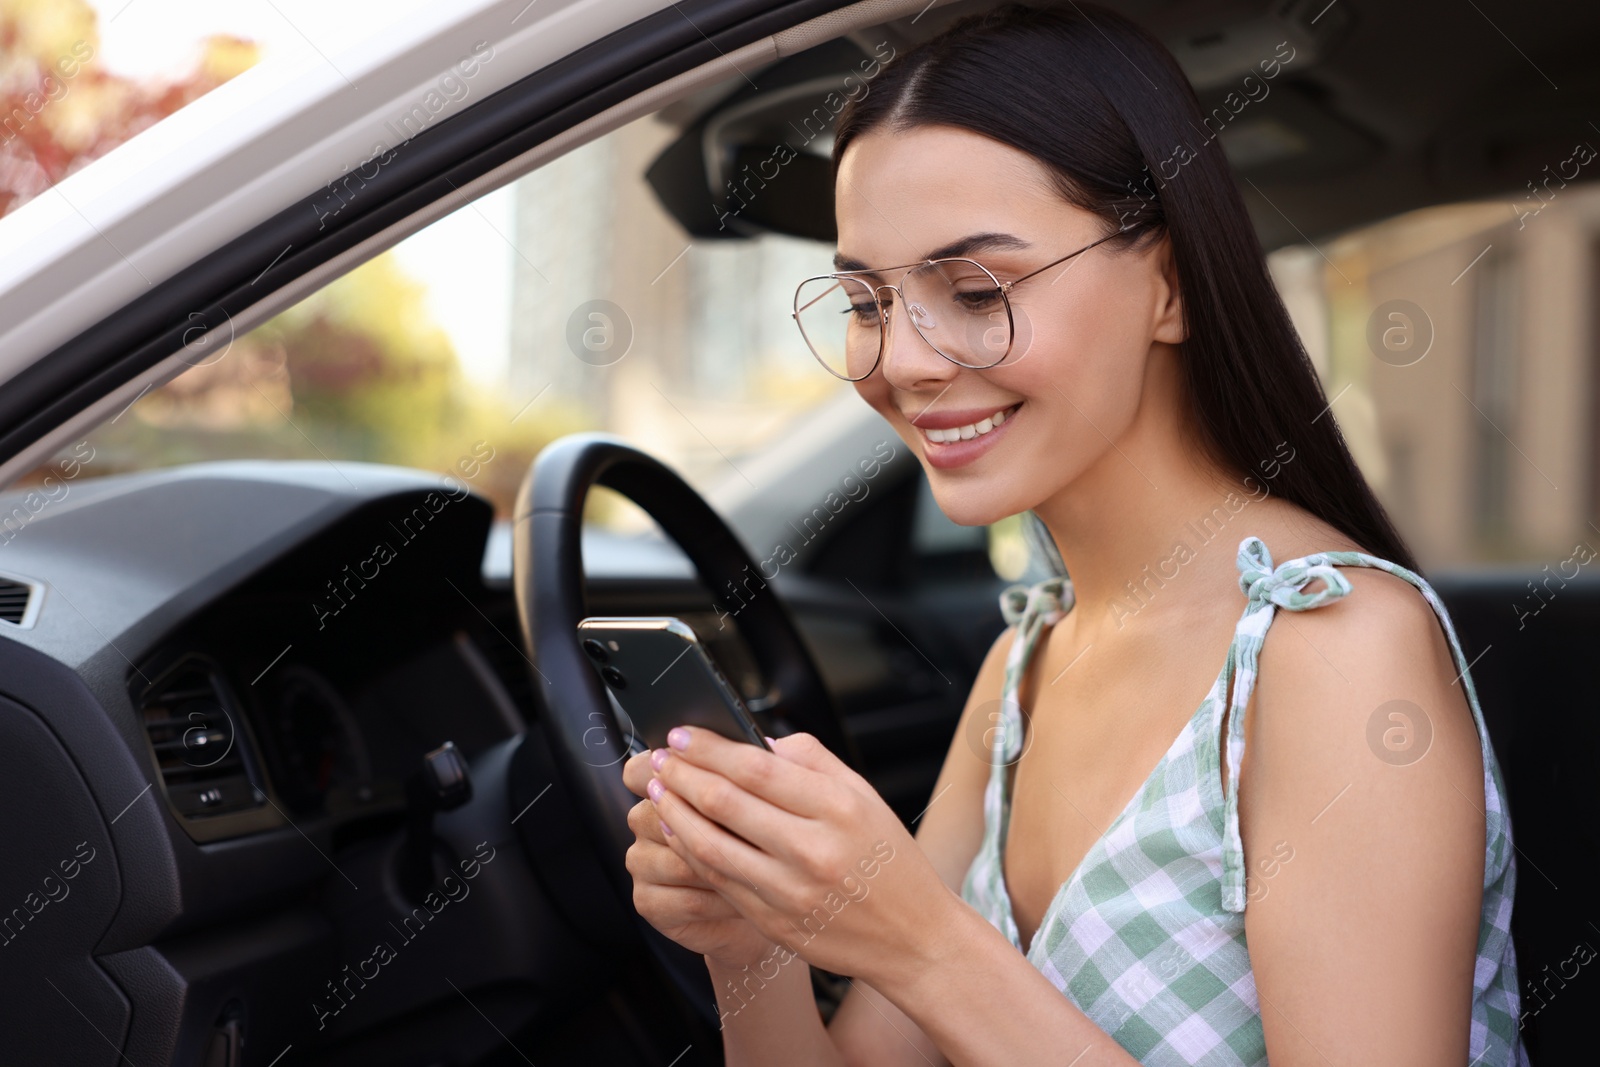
[953,288,1004,312]
[844,301,879,321]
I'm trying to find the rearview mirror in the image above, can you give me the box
[645,38,895,243]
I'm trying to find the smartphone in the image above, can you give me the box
[576,617,773,753]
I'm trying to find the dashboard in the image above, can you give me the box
[124,492,528,845]
[0,458,976,1066]
[0,463,577,1064]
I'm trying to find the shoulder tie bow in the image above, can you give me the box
[1235,535,1352,611]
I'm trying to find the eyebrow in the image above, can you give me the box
[833,232,1032,274]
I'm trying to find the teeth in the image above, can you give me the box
[923,405,1016,444]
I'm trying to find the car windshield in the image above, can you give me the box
[17,98,852,526]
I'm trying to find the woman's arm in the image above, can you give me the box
[822,625,1011,1066]
[697,623,1015,1067]
[1239,569,1487,1064]
[649,624,1150,1067]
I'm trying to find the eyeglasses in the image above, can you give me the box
[792,230,1119,382]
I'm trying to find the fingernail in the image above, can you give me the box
[647,778,664,802]
[660,819,674,837]
[667,727,691,751]
[764,735,777,747]
[650,748,668,771]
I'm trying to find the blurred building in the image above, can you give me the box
[506,117,844,497]
[1270,183,1600,568]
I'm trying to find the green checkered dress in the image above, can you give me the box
[960,534,1527,1065]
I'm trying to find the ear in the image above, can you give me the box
[1149,234,1187,345]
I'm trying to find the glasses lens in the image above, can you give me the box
[795,275,881,380]
[903,260,1011,368]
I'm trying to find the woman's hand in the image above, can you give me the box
[621,747,777,968]
[647,727,956,987]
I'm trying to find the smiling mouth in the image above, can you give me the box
[917,403,1022,445]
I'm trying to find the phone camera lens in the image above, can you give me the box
[601,666,627,690]
[582,638,609,663]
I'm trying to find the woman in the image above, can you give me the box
[622,4,1525,1064]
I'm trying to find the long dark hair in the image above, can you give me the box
[833,1,1421,574]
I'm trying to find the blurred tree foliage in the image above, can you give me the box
[0,0,254,216]
[86,254,576,517]
[5,0,575,516]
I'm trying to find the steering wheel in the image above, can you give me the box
[510,433,855,1023]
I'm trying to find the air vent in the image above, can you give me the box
[0,573,41,628]
[139,659,266,819]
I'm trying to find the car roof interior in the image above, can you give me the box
[650,0,1600,250]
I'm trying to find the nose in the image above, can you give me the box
[877,284,957,389]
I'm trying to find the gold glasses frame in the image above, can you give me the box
[792,229,1122,381]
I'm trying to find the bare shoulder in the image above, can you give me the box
[942,619,1015,751]
[1247,564,1482,767]
[949,616,1020,750]
[1256,565,1464,708]
[1238,564,1489,1061]
[973,618,1018,700]
[913,619,1014,891]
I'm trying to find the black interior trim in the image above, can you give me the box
[0,0,860,470]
